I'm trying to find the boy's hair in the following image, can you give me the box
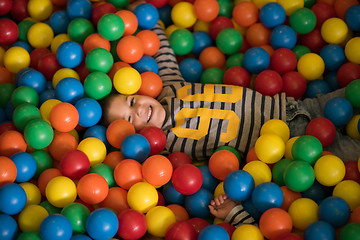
[99,92,118,127]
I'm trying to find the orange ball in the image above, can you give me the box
[0,66,13,84]
[350,206,360,223]
[260,45,274,56]
[50,102,79,133]
[106,119,135,148]
[0,130,27,157]
[82,33,111,54]
[259,208,293,239]
[114,159,143,190]
[137,72,163,98]
[333,0,358,19]
[280,186,302,211]
[103,151,124,169]
[48,132,78,162]
[136,30,160,56]
[0,156,17,186]
[209,150,240,180]
[37,168,62,196]
[246,23,271,47]
[167,204,190,221]
[193,0,219,22]
[107,61,131,80]
[246,147,260,163]
[199,46,226,70]
[77,173,109,205]
[142,155,173,187]
[116,35,144,63]
[116,10,138,36]
[233,2,259,28]
[100,186,129,214]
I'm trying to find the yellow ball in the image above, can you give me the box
[40,99,62,124]
[285,136,300,160]
[45,176,77,208]
[18,205,49,232]
[52,68,80,89]
[297,53,325,80]
[346,114,360,140]
[146,206,176,238]
[345,37,360,64]
[253,0,277,9]
[232,19,247,36]
[0,46,5,66]
[193,20,210,33]
[19,182,42,206]
[165,24,180,39]
[231,224,264,240]
[113,67,142,95]
[3,46,31,73]
[27,22,54,48]
[171,2,197,29]
[333,180,360,211]
[260,119,290,143]
[27,0,53,21]
[243,160,272,187]
[288,198,319,231]
[314,155,346,187]
[77,137,107,166]
[127,182,158,213]
[321,18,348,45]
[51,34,71,54]
[277,0,304,16]
[255,134,285,164]
[214,181,225,197]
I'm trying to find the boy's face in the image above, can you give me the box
[106,94,166,132]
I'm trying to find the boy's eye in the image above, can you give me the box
[130,98,134,107]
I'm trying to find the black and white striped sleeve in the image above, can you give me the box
[224,205,258,227]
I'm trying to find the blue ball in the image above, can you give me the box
[49,10,70,35]
[324,97,353,127]
[270,25,297,49]
[325,71,341,91]
[134,3,159,29]
[71,234,93,240]
[192,31,213,56]
[243,47,270,74]
[345,5,360,32]
[55,77,84,104]
[251,182,284,213]
[40,89,56,105]
[158,4,173,27]
[223,170,255,201]
[162,181,185,205]
[179,57,203,83]
[242,199,261,222]
[11,152,37,183]
[56,41,84,69]
[259,2,286,28]
[83,125,110,149]
[198,165,219,192]
[318,196,350,228]
[75,98,102,127]
[18,69,47,94]
[10,41,33,53]
[15,67,33,86]
[320,44,346,71]
[198,225,230,240]
[184,188,213,218]
[66,0,92,20]
[5,102,13,121]
[304,79,331,99]
[304,221,336,240]
[40,214,73,240]
[120,133,150,163]
[0,183,27,215]
[301,180,328,204]
[0,108,7,124]
[0,213,18,240]
[85,208,119,240]
[132,55,159,74]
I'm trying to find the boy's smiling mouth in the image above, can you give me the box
[147,106,152,123]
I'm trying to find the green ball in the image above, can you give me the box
[217,0,234,18]
[17,231,42,240]
[67,18,95,44]
[40,201,62,214]
[200,67,224,84]
[289,8,317,34]
[226,53,244,69]
[61,202,90,234]
[216,28,243,55]
[24,119,54,150]
[18,19,36,42]
[339,222,360,240]
[84,71,113,100]
[98,13,125,41]
[89,163,115,187]
[304,0,316,8]
[272,158,293,186]
[169,29,194,56]
[11,86,39,108]
[215,145,242,163]
[31,150,53,178]
[107,0,130,8]
[292,45,311,60]
[284,160,315,192]
[85,48,114,73]
[345,79,360,108]
[291,135,323,165]
[12,103,41,131]
[0,83,15,108]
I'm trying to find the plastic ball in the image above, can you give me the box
[77,173,109,205]
[243,160,272,187]
[306,80,331,99]
[162,181,185,205]
[243,47,270,74]
[321,17,348,44]
[116,35,144,64]
[252,182,284,213]
[135,30,160,57]
[120,133,150,163]
[60,149,90,180]
[346,79,360,108]
[85,208,118,240]
[165,220,197,240]
[106,119,135,148]
[85,48,114,73]
[245,22,271,47]
[254,134,285,164]
[284,160,315,192]
[199,46,226,70]
[0,156,17,186]
[288,198,319,230]
[345,37,360,65]
[333,180,360,211]
[0,18,19,45]
[232,1,258,28]
[198,165,219,193]
[82,33,110,55]
[223,170,255,201]
[9,152,36,183]
[231,224,263,240]
[304,221,336,240]
[61,202,90,235]
[254,70,283,96]
[37,168,62,196]
[3,46,30,74]
[113,159,142,190]
[24,119,54,150]
[281,71,306,98]
[49,102,79,132]
[270,48,297,74]
[306,117,336,147]
[259,208,293,240]
[345,4,360,31]
[83,125,109,149]
[184,188,213,219]
[12,102,40,132]
[324,97,353,127]
[172,164,203,195]
[117,209,147,240]
[18,204,49,232]
[198,224,229,240]
[134,3,159,29]
[320,44,346,71]
[136,71,163,98]
[47,131,78,162]
[318,196,350,228]
[200,67,224,84]
[83,72,111,100]
[113,67,142,94]
[39,214,73,240]
[216,28,243,55]
[191,31,212,56]
[297,53,325,81]
[193,0,219,22]
[289,7,316,34]
[170,2,196,29]
[20,181,41,206]
[142,155,172,186]
[0,0,12,16]
[280,185,301,211]
[270,25,297,49]
[291,135,323,164]
[169,29,194,56]
[67,18,95,44]
[49,10,70,35]
[56,41,83,69]
[259,2,286,28]
[271,158,293,186]
[18,69,47,94]
[97,13,124,42]
[337,62,360,87]
[132,55,159,74]
[139,126,166,156]
[100,186,129,214]
[208,150,239,180]
[75,98,102,127]
[114,10,137,37]
[77,137,107,166]
[45,176,77,208]
[127,181,158,213]
[314,155,345,187]
[0,183,27,215]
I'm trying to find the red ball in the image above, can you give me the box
[30,48,52,70]
[0,18,19,45]
[139,126,166,155]
[299,28,327,53]
[209,16,234,40]
[337,62,360,87]
[223,66,251,88]
[146,0,168,8]
[305,117,336,147]
[270,48,297,74]
[0,0,13,15]
[60,150,91,180]
[282,71,307,99]
[37,53,62,80]
[255,70,283,96]
[91,2,117,26]
[157,190,165,206]
[272,232,303,240]
[117,209,147,240]
[311,3,336,29]
[167,152,193,170]
[344,161,360,183]
[10,0,29,22]
[186,218,210,235]
[0,123,17,136]
[217,222,235,237]
[165,221,197,240]
[172,164,203,195]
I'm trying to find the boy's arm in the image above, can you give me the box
[224,205,258,227]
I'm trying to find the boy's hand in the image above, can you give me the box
[208,194,237,220]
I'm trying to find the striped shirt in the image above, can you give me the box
[152,24,287,162]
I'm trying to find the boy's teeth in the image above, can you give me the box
[148,106,152,121]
